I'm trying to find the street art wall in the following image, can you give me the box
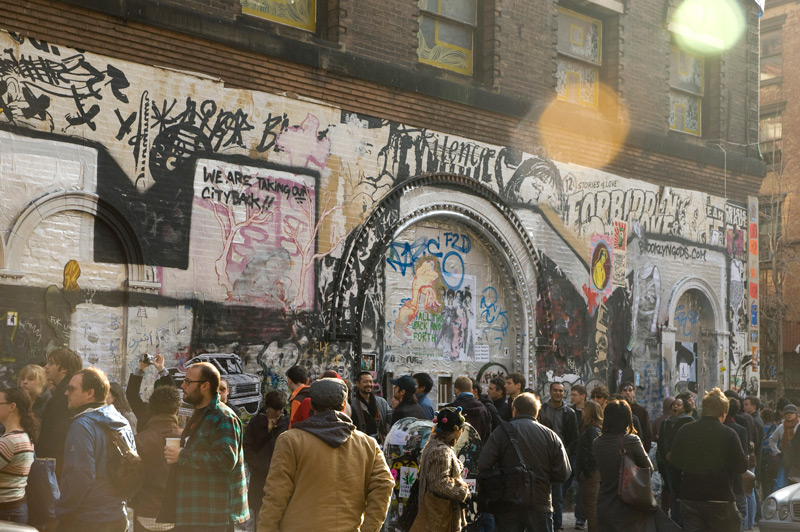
[0,30,759,414]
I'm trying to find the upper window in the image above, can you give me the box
[760,112,783,170]
[761,29,782,83]
[417,0,477,76]
[669,46,704,136]
[556,8,602,108]
[240,0,316,32]
[759,198,783,262]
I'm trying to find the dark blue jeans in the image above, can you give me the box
[0,501,27,524]
[495,509,554,532]
[681,500,742,532]
[551,482,563,529]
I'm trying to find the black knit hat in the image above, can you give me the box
[433,406,465,433]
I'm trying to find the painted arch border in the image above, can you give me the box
[2,190,155,286]
[329,173,555,381]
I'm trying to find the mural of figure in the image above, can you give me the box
[44,260,81,351]
[394,258,442,340]
[436,289,457,351]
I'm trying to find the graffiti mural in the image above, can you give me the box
[0,30,757,418]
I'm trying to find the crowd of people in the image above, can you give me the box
[3,349,799,532]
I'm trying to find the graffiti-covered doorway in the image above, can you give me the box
[670,287,720,400]
[329,174,550,390]
[380,218,520,393]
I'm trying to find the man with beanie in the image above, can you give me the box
[259,378,394,531]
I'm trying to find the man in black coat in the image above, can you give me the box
[478,392,571,531]
[446,376,492,442]
[389,375,426,426]
[621,381,652,451]
[39,348,82,477]
[489,376,512,422]
[540,382,578,531]
[669,388,749,532]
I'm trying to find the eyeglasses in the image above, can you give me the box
[0,402,10,406]
[622,386,635,391]
[183,380,208,386]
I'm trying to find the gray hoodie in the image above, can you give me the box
[293,410,356,448]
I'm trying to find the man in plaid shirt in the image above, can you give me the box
[163,362,249,532]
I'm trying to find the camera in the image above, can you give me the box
[140,354,157,365]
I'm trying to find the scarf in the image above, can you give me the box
[354,392,380,435]
[782,417,799,452]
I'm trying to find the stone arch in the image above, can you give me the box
[666,276,724,332]
[4,190,153,284]
[328,173,554,380]
[666,276,726,398]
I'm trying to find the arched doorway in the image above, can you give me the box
[670,286,722,400]
[328,173,553,394]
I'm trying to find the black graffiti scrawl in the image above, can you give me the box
[0,33,129,132]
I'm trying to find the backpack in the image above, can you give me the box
[100,424,145,501]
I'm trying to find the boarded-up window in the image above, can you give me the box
[669,46,704,136]
[241,0,316,32]
[556,8,602,108]
[418,0,477,76]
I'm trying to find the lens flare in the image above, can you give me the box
[671,0,746,54]
[536,83,630,169]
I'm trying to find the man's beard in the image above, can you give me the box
[184,388,203,406]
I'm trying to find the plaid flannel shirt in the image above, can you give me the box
[174,397,249,527]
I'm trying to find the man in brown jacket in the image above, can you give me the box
[258,378,394,531]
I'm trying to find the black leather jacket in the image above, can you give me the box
[478,415,571,512]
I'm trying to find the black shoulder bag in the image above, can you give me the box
[477,421,536,510]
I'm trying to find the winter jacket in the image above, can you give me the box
[477,393,501,430]
[540,401,579,454]
[391,401,427,426]
[132,413,182,518]
[493,397,512,422]
[258,410,394,532]
[416,392,436,420]
[243,412,289,475]
[55,403,135,523]
[478,415,571,513]
[669,416,749,502]
[629,402,652,451]
[126,369,176,432]
[37,377,72,473]
[577,424,601,478]
[448,393,493,443]
[417,437,470,532]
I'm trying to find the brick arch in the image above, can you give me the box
[328,173,555,381]
[4,190,152,284]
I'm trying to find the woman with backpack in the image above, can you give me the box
[410,406,470,532]
[0,387,38,524]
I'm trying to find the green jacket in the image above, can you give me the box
[173,396,249,526]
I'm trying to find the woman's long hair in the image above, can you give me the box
[2,387,39,444]
[583,399,604,427]
[108,382,133,413]
[602,399,636,435]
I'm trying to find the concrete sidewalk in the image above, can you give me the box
[560,512,762,531]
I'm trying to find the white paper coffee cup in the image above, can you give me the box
[165,437,181,448]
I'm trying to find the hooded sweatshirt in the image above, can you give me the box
[259,409,394,532]
[56,403,136,523]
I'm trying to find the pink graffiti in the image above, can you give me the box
[275,113,331,169]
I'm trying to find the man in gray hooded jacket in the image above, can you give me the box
[56,367,136,532]
[258,378,394,531]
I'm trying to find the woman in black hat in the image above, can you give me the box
[411,406,470,532]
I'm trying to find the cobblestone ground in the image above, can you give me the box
[560,512,762,531]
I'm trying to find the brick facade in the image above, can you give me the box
[0,0,764,419]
